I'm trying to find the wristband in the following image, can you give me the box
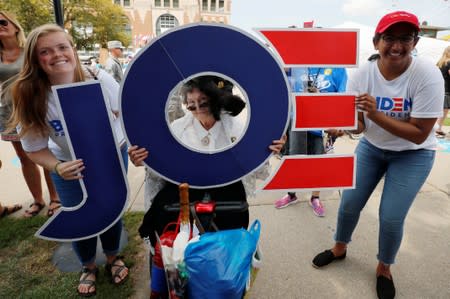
[54,161,62,176]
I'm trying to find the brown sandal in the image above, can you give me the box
[0,204,22,218]
[47,200,61,217]
[77,267,98,297]
[105,256,129,285]
[23,202,45,218]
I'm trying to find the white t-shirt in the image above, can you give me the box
[143,112,266,211]
[347,57,444,151]
[21,69,125,161]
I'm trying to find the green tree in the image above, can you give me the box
[0,0,53,32]
[0,0,131,50]
[64,0,131,50]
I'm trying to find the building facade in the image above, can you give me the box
[113,0,232,48]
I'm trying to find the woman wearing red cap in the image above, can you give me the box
[312,11,444,299]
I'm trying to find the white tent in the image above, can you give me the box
[334,21,450,69]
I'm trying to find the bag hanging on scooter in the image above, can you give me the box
[184,220,261,299]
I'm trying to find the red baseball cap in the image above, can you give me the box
[375,11,420,34]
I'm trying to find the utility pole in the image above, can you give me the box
[53,0,64,27]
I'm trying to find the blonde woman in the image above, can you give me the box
[0,11,60,217]
[9,24,128,297]
[435,45,450,138]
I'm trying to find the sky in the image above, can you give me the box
[230,0,450,37]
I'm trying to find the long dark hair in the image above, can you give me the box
[181,76,245,121]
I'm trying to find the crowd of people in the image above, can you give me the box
[0,8,448,299]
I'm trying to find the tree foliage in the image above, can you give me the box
[0,0,53,32]
[0,0,130,50]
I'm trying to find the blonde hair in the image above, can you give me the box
[436,46,450,68]
[0,11,26,50]
[8,24,85,137]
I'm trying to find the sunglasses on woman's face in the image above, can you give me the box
[186,101,209,111]
[0,19,9,27]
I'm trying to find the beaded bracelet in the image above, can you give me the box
[54,161,63,176]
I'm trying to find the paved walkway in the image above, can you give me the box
[1,132,449,298]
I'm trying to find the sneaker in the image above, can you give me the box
[325,137,335,153]
[310,197,325,217]
[435,130,446,139]
[325,143,335,153]
[274,194,298,209]
[349,133,363,140]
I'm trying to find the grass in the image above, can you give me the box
[0,212,145,299]
[444,116,450,126]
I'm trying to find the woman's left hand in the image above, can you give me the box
[56,159,85,180]
[269,134,287,154]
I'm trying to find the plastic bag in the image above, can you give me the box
[184,220,261,299]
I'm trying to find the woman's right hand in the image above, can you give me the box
[128,145,148,167]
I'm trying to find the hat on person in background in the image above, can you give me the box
[375,11,420,34]
[107,40,125,49]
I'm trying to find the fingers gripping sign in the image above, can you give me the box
[55,160,85,180]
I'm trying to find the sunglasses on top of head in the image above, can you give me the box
[0,19,9,27]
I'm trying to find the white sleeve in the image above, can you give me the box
[409,60,445,118]
[97,69,120,111]
[20,128,49,153]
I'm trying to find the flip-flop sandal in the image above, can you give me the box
[77,267,98,297]
[436,130,446,138]
[0,204,22,218]
[47,201,62,217]
[105,256,129,285]
[23,202,45,218]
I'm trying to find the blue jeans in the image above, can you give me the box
[51,145,129,265]
[289,130,324,155]
[335,138,435,264]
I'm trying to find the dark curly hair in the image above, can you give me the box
[181,76,246,121]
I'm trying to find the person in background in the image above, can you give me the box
[8,24,129,297]
[274,66,347,217]
[0,10,60,217]
[0,201,21,218]
[0,158,22,217]
[435,45,450,138]
[105,40,124,83]
[311,11,444,299]
[122,54,133,70]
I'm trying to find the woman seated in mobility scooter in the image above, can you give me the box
[128,75,285,298]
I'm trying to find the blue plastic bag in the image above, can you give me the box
[184,220,261,299]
